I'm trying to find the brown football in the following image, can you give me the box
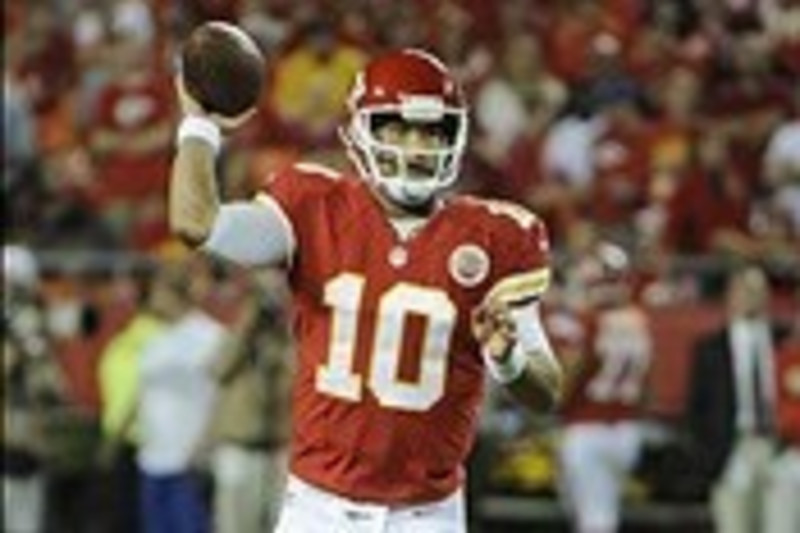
[180,21,265,117]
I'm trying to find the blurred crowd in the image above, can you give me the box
[3,245,294,533]
[3,0,799,276]
[3,0,800,532]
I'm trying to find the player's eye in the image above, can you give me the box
[427,114,460,145]
[371,113,405,142]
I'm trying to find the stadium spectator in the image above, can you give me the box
[2,245,66,533]
[703,28,793,192]
[627,0,712,81]
[661,129,756,262]
[3,67,50,246]
[13,1,79,155]
[87,28,173,245]
[538,92,603,241]
[585,75,651,235]
[760,0,800,75]
[545,0,633,84]
[237,0,293,54]
[96,266,167,533]
[4,70,39,192]
[762,86,800,237]
[266,16,366,148]
[132,263,228,533]
[634,65,702,250]
[472,32,566,203]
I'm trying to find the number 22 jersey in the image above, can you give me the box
[260,163,551,504]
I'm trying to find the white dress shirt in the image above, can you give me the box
[730,318,776,433]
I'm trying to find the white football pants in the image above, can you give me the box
[273,475,466,533]
[559,422,644,533]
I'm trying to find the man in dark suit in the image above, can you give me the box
[686,265,790,533]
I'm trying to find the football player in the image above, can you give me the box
[553,241,653,533]
[170,48,563,532]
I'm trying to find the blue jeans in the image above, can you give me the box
[140,471,209,533]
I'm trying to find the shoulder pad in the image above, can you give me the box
[461,196,541,231]
[291,162,343,180]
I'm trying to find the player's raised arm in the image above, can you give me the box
[169,76,223,246]
[169,22,293,267]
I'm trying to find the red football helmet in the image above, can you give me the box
[342,49,469,206]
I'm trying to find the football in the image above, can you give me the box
[180,21,265,118]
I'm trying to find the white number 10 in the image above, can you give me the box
[315,273,457,412]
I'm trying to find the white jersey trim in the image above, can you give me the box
[485,267,551,307]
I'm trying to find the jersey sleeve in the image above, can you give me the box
[202,201,294,266]
[483,203,552,307]
[255,162,342,261]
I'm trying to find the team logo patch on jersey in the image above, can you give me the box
[449,244,490,287]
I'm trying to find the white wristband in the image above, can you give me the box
[177,115,221,155]
[484,345,528,384]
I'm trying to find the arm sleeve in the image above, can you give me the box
[201,198,296,267]
[485,212,552,306]
[481,299,557,384]
[511,300,556,359]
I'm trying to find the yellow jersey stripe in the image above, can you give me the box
[485,267,551,306]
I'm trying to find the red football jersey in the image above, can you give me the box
[558,305,653,423]
[260,163,551,504]
[775,341,800,446]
